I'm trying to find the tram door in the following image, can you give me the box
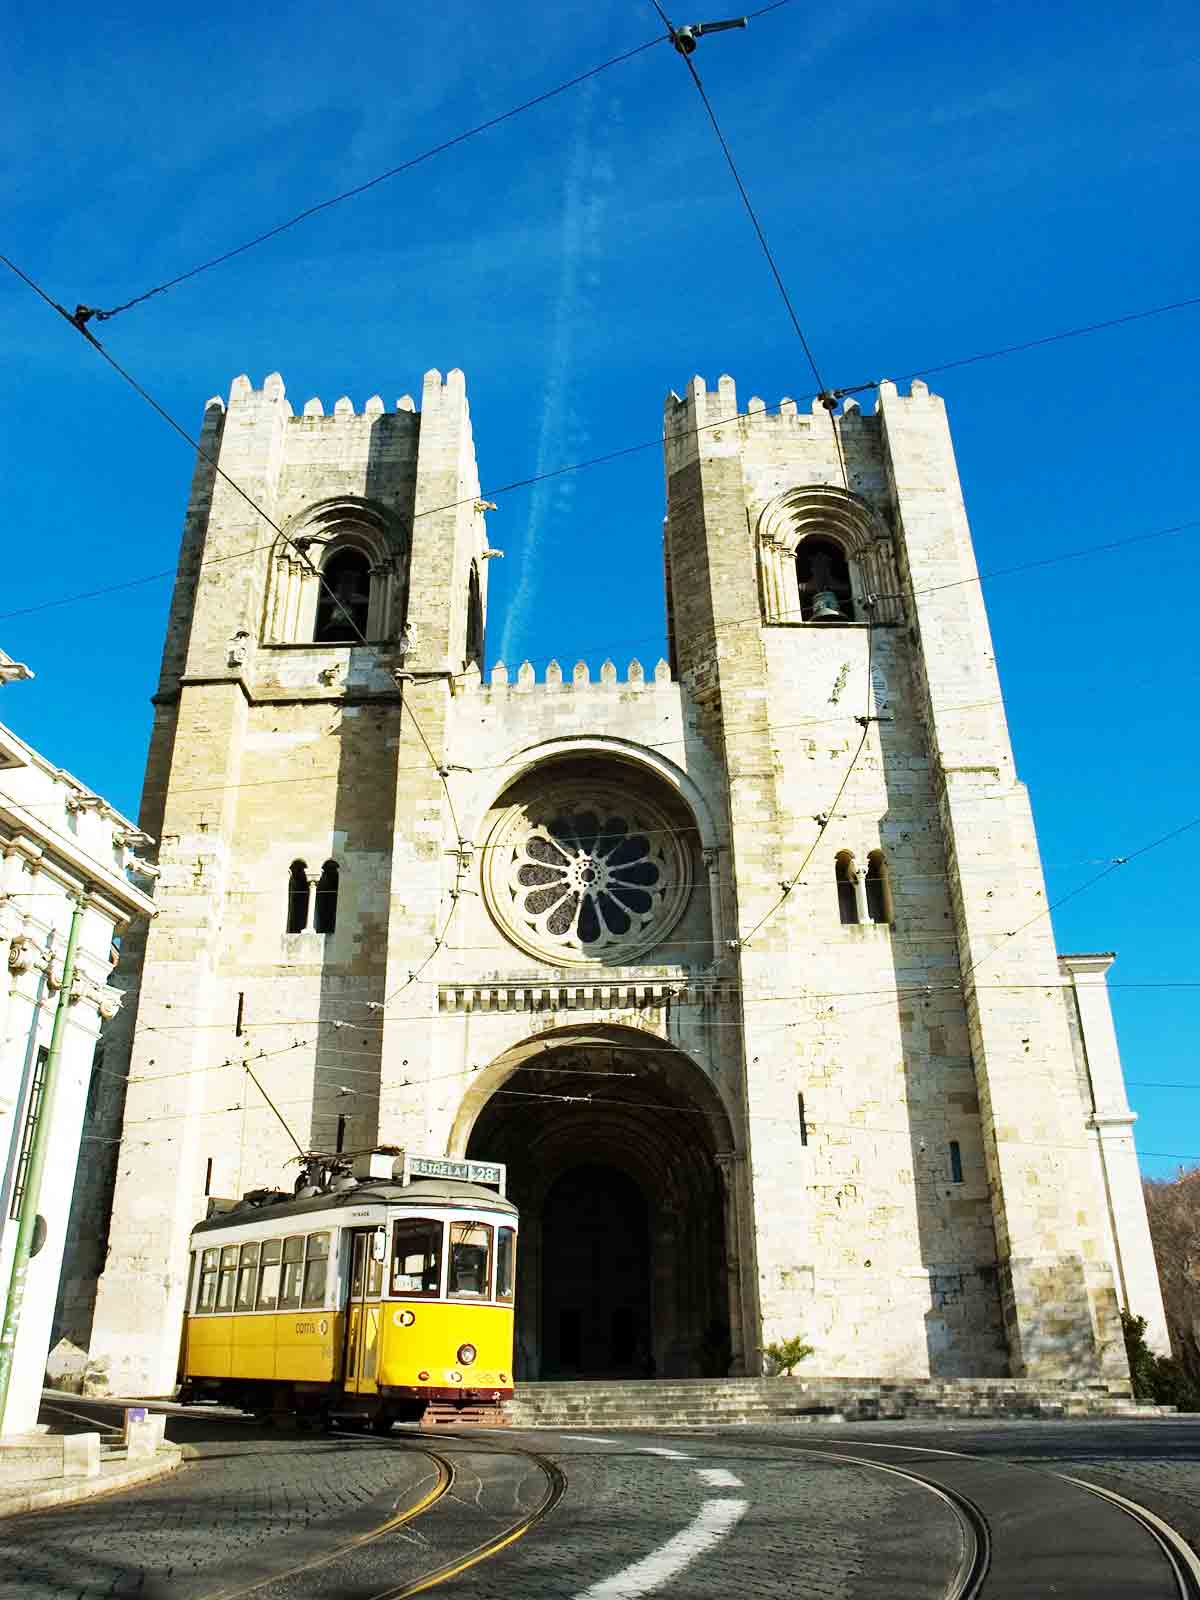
[344,1227,386,1394]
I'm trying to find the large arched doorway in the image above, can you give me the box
[541,1165,650,1377]
[464,1028,734,1380]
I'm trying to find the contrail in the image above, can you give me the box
[497,80,611,665]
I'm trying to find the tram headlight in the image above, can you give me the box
[456,1343,477,1366]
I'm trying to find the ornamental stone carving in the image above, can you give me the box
[70,974,123,1018]
[482,781,691,965]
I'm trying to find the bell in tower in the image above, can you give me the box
[796,535,853,622]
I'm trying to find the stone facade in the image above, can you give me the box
[63,370,1167,1397]
[1,654,156,1433]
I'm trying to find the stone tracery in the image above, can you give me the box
[483,781,692,965]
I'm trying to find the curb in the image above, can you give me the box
[0,1444,186,1519]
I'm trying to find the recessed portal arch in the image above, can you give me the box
[461,1026,739,1381]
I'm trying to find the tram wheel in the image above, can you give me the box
[372,1412,394,1436]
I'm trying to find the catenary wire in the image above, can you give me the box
[960,813,1200,982]
[650,0,852,491]
[4,262,1193,1105]
[3,239,1195,627]
[74,34,669,324]
[736,614,877,951]
[64,2,795,323]
[93,1076,1200,1165]
[0,254,471,1121]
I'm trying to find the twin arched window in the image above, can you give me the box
[835,850,891,926]
[286,860,340,934]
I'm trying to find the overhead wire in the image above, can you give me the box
[69,33,670,325]
[960,812,1200,982]
[0,253,476,1135]
[1,315,1196,629]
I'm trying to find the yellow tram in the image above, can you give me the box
[180,1152,517,1427]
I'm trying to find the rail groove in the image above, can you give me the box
[365,1429,567,1599]
[201,1440,454,1600]
[1058,1474,1200,1599]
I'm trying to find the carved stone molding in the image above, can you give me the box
[437,978,731,1014]
[70,973,123,1019]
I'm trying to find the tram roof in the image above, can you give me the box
[192,1177,518,1236]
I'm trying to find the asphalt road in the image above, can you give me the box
[2,1403,1198,1600]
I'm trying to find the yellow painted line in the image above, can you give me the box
[199,1447,453,1600]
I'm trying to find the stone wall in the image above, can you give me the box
[71,366,1162,1396]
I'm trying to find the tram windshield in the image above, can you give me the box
[447,1220,492,1299]
[392,1217,442,1296]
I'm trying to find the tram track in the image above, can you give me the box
[194,1436,454,1600]
[634,1428,989,1600]
[324,1426,567,1600]
[648,1427,1200,1600]
[813,1437,1200,1599]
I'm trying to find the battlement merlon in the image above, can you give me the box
[663,373,941,476]
[467,657,673,694]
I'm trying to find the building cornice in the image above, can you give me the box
[0,798,157,921]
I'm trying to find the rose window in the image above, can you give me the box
[483,784,692,964]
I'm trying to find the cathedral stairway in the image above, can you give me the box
[503,1376,1175,1429]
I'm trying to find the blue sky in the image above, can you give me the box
[3,0,1198,1177]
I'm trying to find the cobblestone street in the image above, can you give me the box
[2,1405,1199,1598]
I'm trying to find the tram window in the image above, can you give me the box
[302,1232,330,1309]
[257,1239,282,1310]
[215,1246,239,1313]
[496,1228,516,1302]
[366,1250,384,1299]
[447,1221,492,1299]
[236,1243,260,1311]
[196,1248,219,1313]
[391,1217,442,1296]
[278,1236,305,1310]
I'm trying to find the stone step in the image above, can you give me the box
[502,1375,1162,1428]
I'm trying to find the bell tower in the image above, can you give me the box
[76,370,492,1397]
[663,374,1130,1381]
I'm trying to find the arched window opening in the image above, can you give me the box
[465,564,484,670]
[797,535,854,622]
[313,860,339,935]
[835,851,859,925]
[865,850,892,924]
[287,861,310,933]
[314,548,371,643]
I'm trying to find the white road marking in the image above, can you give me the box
[636,1446,691,1459]
[575,1498,748,1599]
[560,1434,622,1445]
[695,1468,743,1488]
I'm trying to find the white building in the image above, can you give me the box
[0,650,156,1434]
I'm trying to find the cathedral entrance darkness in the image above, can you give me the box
[463,1028,734,1380]
[541,1165,650,1377]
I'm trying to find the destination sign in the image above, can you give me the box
[403,1154,506,1194]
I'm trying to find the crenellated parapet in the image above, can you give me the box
[211,370,470,422]
[466,657,672,695]
[663,373,939,478]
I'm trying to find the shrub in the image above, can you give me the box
[1121,1310,1200,1411]
[764,1335,813,1376]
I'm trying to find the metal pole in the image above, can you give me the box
[0,894,84,1429]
